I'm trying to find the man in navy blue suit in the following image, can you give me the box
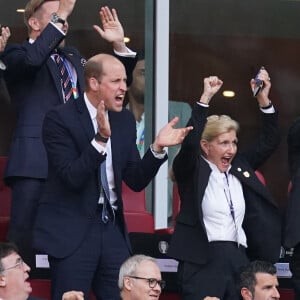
[33,53,193,299]
[0,0,137,273]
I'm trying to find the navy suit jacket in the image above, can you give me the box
[33,95,167,258]
[168,104,282,264]
[1,23,136,183]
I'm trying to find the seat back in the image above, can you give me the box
[122,182,154,233]
[255,169,266,186]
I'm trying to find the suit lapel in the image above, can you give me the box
[75,95,95,141]
[47,56,65,104]
[230,159,275,205]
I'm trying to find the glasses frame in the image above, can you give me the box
[127,275,166,289]
[1,258,24,272]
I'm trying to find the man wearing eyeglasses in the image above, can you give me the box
[118,254,165,299]
[0,242,84,300]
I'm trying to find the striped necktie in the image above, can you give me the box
[54,53,73,102]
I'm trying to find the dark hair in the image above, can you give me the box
[237,260,277,296]
[0,242,19,273]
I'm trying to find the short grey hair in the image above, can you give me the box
[118,254,157,290]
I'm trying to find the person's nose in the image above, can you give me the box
[272,287,280,299]
[226,143,236,154]
[24,261,31,272]
[120,80,127,92]
[154,282,162,293]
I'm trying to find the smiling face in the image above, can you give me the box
[201,129,238,172]
[0,252,32,300]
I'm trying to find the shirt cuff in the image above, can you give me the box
[114,47,136,57]
[197,101,209,107]
[50,22,66,35]
[91,139,107,154]
[150,144,167,159]
[260,106,275,114]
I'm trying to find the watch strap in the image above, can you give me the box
[95,132,109,143]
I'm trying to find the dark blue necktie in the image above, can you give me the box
[100,160,115,223]
[53,53,73,102]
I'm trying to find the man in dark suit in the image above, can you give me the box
[0,242,83,300]
[168,71,281,300]
[284,116,300,299]
[0,0,137,272]
[33,53,192,299]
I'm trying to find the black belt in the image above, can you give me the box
[210,241,245,250]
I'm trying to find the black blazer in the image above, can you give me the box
[33,95,167,258]
[168,104,281,264]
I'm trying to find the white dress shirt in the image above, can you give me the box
[84,94,118,207]
[202,158,247,247]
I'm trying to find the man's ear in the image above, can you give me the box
[28,17,41,32]
[0,274,6,287]
[123,277,133,291]
[240,287,252,300]
[89,77,99,91]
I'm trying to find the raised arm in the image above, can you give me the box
[0,26,11,53]
[93,6,128,53]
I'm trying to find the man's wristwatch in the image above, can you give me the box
[95,132,109,143]
[50,13,65,25]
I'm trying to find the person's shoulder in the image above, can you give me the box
[62,46,82,58]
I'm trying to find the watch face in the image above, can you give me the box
[51,13,65,25]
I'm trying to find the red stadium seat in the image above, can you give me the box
[122,182,154,233]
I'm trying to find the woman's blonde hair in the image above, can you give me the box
[201,114,239,142]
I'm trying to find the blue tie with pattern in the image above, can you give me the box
[100,160,115,223]
[53,53,73,102]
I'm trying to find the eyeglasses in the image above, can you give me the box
[127,276,166,289]
[1,258,24,272]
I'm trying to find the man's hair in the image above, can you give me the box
[0,242,18,273]
[24,0,57,30]
[84,53,123,91]
[237,260,277,296]
[118,254,157,290]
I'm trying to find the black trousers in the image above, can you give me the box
[49,209,130,300]
[8,177,45,278]
[177,241,249,300]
